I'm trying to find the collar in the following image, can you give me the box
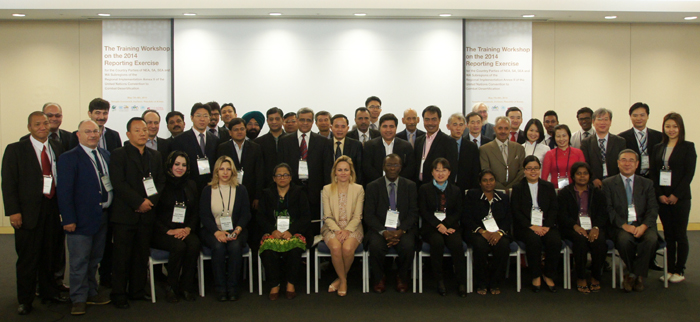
[297,130,310,141]
[455,137,463,145]
[334,137,346,145]
[192,127,207,135]
[480,192,503,202]
[80,143,97,155]
[29,135,49,151]
[595,132,610,141]
[633,127,647,136]
[384,176,398,186]
[432,179,448,192]
[382,138,395,147]
[469,133,481,141]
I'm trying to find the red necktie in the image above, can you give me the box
[510,132,517,142]
[42,146,55,199]
[300,133,308,160]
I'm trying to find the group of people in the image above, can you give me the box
[2,97,695,316]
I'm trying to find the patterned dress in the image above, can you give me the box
[323,192,363,243]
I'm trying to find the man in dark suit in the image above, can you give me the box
[255,107,286,188]
[220,103,237,142]
[166,111,186,138]
[57,120,112,315]
[142,110,172,161]
[20,102,71,151]
[328,114,363,183]
[447,113,480,192]
[506,106,526,144]
[172,103,219,192]
[473,102,495,140]
[206,101,226,140]
[315,110,333,139]
[70,98,122,153]
[581,108,627,189]
[618,102,663,178]
[2,112,68,315]
[414,106,458,185]
[396,108,425,148]
[347,107,381,145]
[278,108,332,230]
[603,149,659,292]
[466,111,492,148]
[362,114,415,185]
[543,110,559,149]
[109,117,166,308]
[364,154,418,293]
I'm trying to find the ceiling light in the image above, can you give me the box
[439,14,452,17]
[269,13,282,16]
[605,16,617,19]
[522,14,535,18]
[183,13,196,16]
[12,13,25,17]
[354,13,367,16]
[685,16,697,20]
[98,13,111,17]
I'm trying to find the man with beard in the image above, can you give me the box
[206,101,225,139]
[242,111,264,140]
[166,111,186,138]
[70,98,122,153]
[348,107,380,145]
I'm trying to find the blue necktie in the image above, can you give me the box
[92,150,108,203]
[389,182,396,210]
[199,133,206,156]
[625,178,633,205]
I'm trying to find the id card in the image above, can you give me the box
[143,177,157,196]
[238,168,244,183]
[660,170,672,187]
[557,176,570,188]
[277,216,290,232]
[579,215,592,230]
[43,175,53,194]
[627,205,637,222]
[197,158,211,175]
[641,155,650,171]
[434,211,446,222]
[298,160,309,180]
[101,175,113,192]
[531,208,544,226]
[172,205,186,223]
[385,210,399,229]
[483,213,499,232]
[220,215,233,231]
[420,159,426,177]
[603,166,608,177]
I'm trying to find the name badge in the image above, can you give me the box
[641,155,650,170]
[627,205,637,222]
[277,216,290,232]
[298,160,309,180]
[197,158,211,175]
[238,168,244,182]
[101,175,113,192]
[420,159,426,176]
[220,215,233,231]
[385,210,399,229]
[579,214,592,230]
[603,166,608,177]
[434,211,446,222]
[43,175,53,194]
[483,213,499,232]
[531,207,543,226]
[557,176,570,188]
[172,204,186,223]
[142,176,157,197]
[660,170,672,187]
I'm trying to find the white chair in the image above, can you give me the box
[564,239,618,289]
[502,241,523,292]
[148,248,170,303]
[515,240,570,290]
[197,244,254,297]
[417,241,471,293]
[258,248,311,295]
[365,247,417,293]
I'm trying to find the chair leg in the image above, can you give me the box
[418,254,423,294]
[149,257,156,303]
[314,252,319,294]
[258,254,263,296]
[306,249,311,295]
[248,250,254,294]
[611,252,616,289]
[663,248,668,288]
[466,249,472,293]
[412,254,417,294]
[198,253,205,297]
[516,250,521,293]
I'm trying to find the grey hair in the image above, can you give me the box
[593,108,613,121]
[494,116,511,126]
[618,148,639,161]
[471,102,487,113]
[297,107,314,117]
[448,113,466,124]
[42,102,62,112]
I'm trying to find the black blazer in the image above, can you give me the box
[362,137,415,184]
[511,178,558,229]
[217,126,231,143]
[125,137,172,165]
[414,130,458,185]
[199,185,251,234]
[254,132,282,189]
[171,129,219,192]
[467,134,492,148]
[21,128,72,151]
[396,129,425,142]
[328,137,363,184]
[602,175,658,229]
[363,177,418,236]
[217,140,264,203]
[619,128,663,176]
[418,182,462,234]
[256,184,312,246]
[347,128,381,142]
[515,129,527,144]
[277,131,332,208]
[581,133,626,181]
[70,127,122,152]
[108,144,165,225]
[154,179,199,235]
[456,138,481,192]
[463,189,511,235]
[557,184,608,231]
[650,141,697,200]
[2,138,64,230]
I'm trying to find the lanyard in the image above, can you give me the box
[555,147,571,177]
[530,141,538,156]
[218,186,233,214]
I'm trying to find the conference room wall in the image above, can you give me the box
[0,20,699,228]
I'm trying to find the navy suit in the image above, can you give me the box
[70,127,122,153]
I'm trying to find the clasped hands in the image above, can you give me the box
[215,226,242,243]
[574,225,600,242]
[167,227,191,240]
[383,230,404,247]
[530,225,550,237]
[437,224,456,236]
[480,230,502,246]
[658,194,678,205]
[270,230,293,240]
[623,223,648,238]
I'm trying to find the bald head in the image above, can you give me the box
[77,119,101,149]
[401,109,420,132]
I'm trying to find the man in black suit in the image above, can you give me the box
[506,106,526,144]
[543,110,559,149]
[220,103,237,142]
[618,102,663,178]
[396,108,425,147]
[447,113,480,192]
[166,111,186,138]
[283,112,298,133]
[473,102,495,140]
[109,117,166,308]
[3,112,68,315]
[206,101,226,140]
[603,149,659,292]
[70,98,122,152]
[172,103,219,192]
[364,154,418,293]
[328,114,363,183]
[465,111,492,148]
[362,114,415,184]
[142,110,172,160]
[315,110,333,139]
[255,107,286,188]
[20,102,71,151]
[278,108,332,229]
[347,107,381,145]
[581,108,627,189]
[242,111,265,140]
[414,105,458,185]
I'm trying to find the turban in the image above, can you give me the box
[241,111,265,127]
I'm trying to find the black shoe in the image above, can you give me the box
[182,291,197,302]
[41,293,70,304]
[217,292,227,302]
[166,288,179,303]
[458,285,467,298]
[113,300,130,309]
[129,294,151,301]
[437,281,447,296]
[532,284,541,293]
[56,284,70,292]
[18,304,33,315]
[228,292,240,301]
[547,284,557,293]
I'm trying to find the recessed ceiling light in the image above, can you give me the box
[439,14,452,17]
[269,13,282,16]
[98,13,110,17]
[605,16,617,19]
[684,16,697,20]
[12,13,25,17]
[183,13,196,16]
[522,14,535,18]
[354,13,367,16]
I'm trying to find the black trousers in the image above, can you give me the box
[466,232,511,289]
[561,228,607,280]
[110,222,153,302]
[98,225,113,284]
[151,232,201,292]
[260,248,304,289]
[615,227,657,278]
[366,231,416,284]
[659,200,691,274]
[14,197,61,305]
[52,229,66,285]
[422,229,466,285]
[514,227,561,280]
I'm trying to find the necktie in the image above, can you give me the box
[625,178,633,205]
[598,139,606,162]
[209,128,218,138]
[583,131,590,139]
[638,131,647,155]
[409,133,414,147]
[473,138,478,146]
[389,182,396,210]
[370,123,377,131]
[92,150,108,203]
[41,146,55,198]
[199,133,206,156]
[501,143,508,163]
[361,133,367,145]
[335,141,342,160]
[510,132,517,142]
[50,132,58,141]
[300,133,308,160]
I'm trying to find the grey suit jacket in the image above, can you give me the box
[602,174,658,230]
[479,139,525,190]
[581,133,626,182]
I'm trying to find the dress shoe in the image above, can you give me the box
[56,284,70,292]
[373,277,386,294]
[87,294,111,305]
[622,275,634,293]
[531,284,541,293]
[129,294,151,301]
[228,289,240,301]
[268,292,280,301]
[71,302,87,315]
[634,276,645,292]
[437,281,447,296]
[42,293,70,304]
[18,304,33,315]
[458,284,467,298]
[166,288,179,303]
[113,300,130,309]
[669,273,686,283]
[547,284,557,293]
[182,291,197,301]
[396,277,409,293]
[285,290,297,300]
[217,292,228,302]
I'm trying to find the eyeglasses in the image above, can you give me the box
[274,173,291,178]
[45,113,62,118]
[524,167,541,171]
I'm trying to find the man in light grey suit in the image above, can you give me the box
[479,116,525,190]
[603,149,658,292]
[581,108,627,189]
